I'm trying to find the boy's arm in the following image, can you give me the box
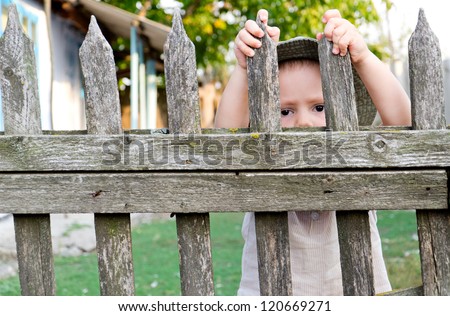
[215,10,280,128]
[214,65,250,128]
[352,52,411,126]
[319,10,411,126]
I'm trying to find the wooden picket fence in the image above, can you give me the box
[0,4,449,296]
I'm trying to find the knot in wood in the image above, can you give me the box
[372,135,388,153]
[3,67,13,77]
[374,139,386,149]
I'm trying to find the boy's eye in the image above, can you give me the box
[314,105,325,112]
[281,109,291,116]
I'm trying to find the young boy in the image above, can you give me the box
[215,9,411,295]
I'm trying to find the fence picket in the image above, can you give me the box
[80,16,135,296]
[0,4,55,295]
[408,9,450,296]
[318,38,374,296]
[247,16,292,296]
[164,9,214,296]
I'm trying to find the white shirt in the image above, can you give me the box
[238,211,392,295]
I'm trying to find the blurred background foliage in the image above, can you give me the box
[102,0,393,71]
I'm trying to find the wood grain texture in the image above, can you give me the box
[164,9,214,296]
[336,211,374,295]
[80,16,122,135]
[94,213,134,295]
[318,38,359,132]
[247,16,291,296]
[176,214,214,295]
[382,286,424,296]
[164,9,201,135]
[0,5,41,135]
[353,66,377,126]
[2,130,450,171]
[14,214,54,295]
[80,16,134,296]
[409,9,446,131]
[0,4,55,296]
[319,38,374,295]
[0,170,445,213]
[409,9,450,296]
[247,17,281,133]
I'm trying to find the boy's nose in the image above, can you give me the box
[294,114,314,127]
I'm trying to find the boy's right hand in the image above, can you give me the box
[234,9,280,69]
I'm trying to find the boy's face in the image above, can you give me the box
[279,63,325,128]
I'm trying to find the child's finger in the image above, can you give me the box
[235,36,256,57]
[322,9,341,23]
[257,9,269,25]
[328,21,356,56]
[323,17,346,41]
[239,27,263,48]
[335,31,354,56]
[244,19,265,38]
[235,29,262,57]
[266,25,280,42]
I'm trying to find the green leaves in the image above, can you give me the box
[102,0,391,68]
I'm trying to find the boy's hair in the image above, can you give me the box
[278,58,319,72]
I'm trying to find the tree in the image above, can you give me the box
[102,0,392,69]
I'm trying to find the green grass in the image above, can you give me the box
[0,211,421,295]
[376,210,422,290]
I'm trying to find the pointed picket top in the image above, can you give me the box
[0,4,41,135]
[0,4,54,297]
[318,37,358,131]
[170,7,187,38]
[80,15,122,135]
[409,8,446,130]
[164,8,201,134]
[409,9,449,297]
[247,15,281,133]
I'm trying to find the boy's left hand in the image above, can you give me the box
[317,9,369,65]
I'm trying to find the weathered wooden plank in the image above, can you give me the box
[0,5,41,135]
[409,9,450,296]
[14,215,54,295]
[318,38,359,132]
[176,214,213,295]
[409,10,446,131]
[416,209,450,295]
[164,9,214,296]
[0,125,416,136]
[247,17,281,133]
[247,16,291,296]
[353,66,377,126]
[80,17,122,135]
[319,38,374,296]
[0,4,55,296]
[336,210,374,295]
[3,130,450,171]
[164,9,201,135]
[80,16,134,296]
[94,213,134,295]
[383,286,424,296]
[0,170,446,214]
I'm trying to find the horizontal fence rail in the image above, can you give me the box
[1,130,450,170]
[0,4,449,296]
[0,170,447,214]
